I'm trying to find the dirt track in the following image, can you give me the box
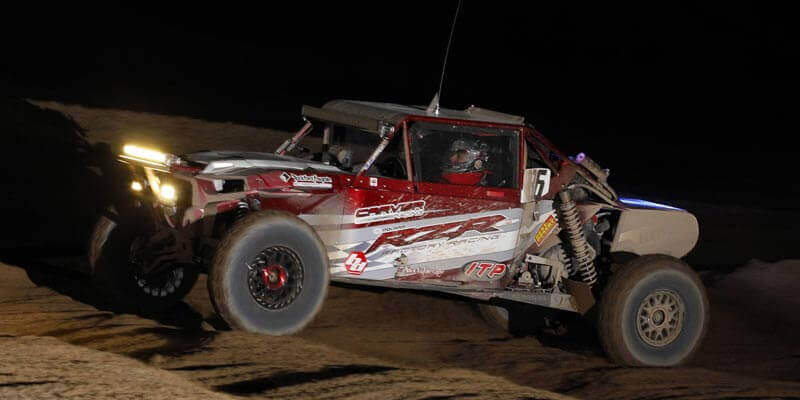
[0,260,573,399]
[3,256,800,399]
[3,101,800,399]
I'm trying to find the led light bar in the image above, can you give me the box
[122,144,168,165]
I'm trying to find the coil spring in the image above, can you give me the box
[555,190,598,286]
[557,245,575,278]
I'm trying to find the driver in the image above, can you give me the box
[441,138,490,185]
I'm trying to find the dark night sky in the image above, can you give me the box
[3,2,799,206]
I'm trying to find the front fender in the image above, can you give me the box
[610,208,699,258]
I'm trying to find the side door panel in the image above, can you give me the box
[400,187,522,284]
[330,177,523,283]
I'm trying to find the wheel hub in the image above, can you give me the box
[261,265,288,290]
[636,289,685,347]
[247,246,303,310]
[651,310,666,326]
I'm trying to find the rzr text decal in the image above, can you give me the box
[365,215,506,254]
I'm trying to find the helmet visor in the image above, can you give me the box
[441,140,485,172]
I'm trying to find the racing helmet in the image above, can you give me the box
[441,138,489,185]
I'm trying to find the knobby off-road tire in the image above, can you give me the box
[89,212,199,313]
[208,210,329,335]
[598,255,709,367]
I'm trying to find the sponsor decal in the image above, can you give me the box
[395,266,445,279]
[534,214,557,245]
[354,200,426,224]
[369,177,378,187]
[280,172,333,189]
[463,261,507,280]
[365,215,506,254]
[392,254,409,267]
[374,224,408,234]
[344,251,368,275]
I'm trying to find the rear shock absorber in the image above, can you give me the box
[555,190,598,286]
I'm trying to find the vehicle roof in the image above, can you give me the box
[302,99,526,134]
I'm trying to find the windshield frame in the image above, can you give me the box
[405,115,524,190]
[275,117,402,176]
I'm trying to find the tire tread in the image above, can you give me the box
[597,254,709,366]
[208,210,329,334]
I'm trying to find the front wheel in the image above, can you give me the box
[89,212,199,313]
[208,210,329,335]
[597,255,709,367]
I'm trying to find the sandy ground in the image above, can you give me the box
[2,100,800,399]
[3,257,800,399]
[0,262,572,399]
[0,335,232,400]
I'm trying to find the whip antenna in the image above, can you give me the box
[428,0,462,115]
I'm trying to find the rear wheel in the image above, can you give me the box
[89,212,199,313]
[597,255,709,367]
[208,210,329,335]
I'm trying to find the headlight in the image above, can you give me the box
[131,181,143,191]
[143,169,179,204]
[159,184,177,202]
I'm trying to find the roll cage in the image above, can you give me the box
[282,102,547,193]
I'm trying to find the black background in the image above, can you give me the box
[2,2,799,207]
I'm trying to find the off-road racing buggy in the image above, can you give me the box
[90,100,707,367]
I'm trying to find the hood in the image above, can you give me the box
[184,151,342,175]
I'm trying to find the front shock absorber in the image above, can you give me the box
[555,190,598,286]
[234,201,250,221]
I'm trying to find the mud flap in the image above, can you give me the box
[566,279,596,315]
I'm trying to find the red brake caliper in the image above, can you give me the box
[261,265,288,290]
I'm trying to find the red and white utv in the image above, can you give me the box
[90,100,707,367]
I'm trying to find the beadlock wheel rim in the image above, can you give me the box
[134,268,185,297]
[247,246,304,310]
[636,289,685,347]
[129,236,185,298]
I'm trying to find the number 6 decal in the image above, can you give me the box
[532,168,551,197]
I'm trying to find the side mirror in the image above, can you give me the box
[521,168,551,203]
